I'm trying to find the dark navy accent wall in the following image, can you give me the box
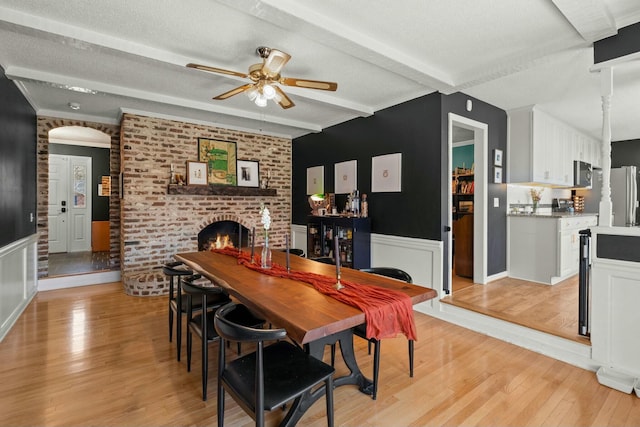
[293,91,508,288]
[441,93,508,277]
[49,144,110,221]
[293,93,443,239]
[594,22,640,64]
[611,139,640,169]
[597,234,640,263]
[0,66,37,248]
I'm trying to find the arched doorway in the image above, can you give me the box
[36,119,121,289]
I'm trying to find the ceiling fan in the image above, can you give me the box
[187,46,337,109]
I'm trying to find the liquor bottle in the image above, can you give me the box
[361,193,368,218]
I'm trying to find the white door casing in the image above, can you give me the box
[447,113,489,290]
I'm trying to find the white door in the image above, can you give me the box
[48,154,68,253]
[48,154,92,253]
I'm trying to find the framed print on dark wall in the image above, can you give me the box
[237,160,260,187]
[493,149,503,167]
[494,166,502,183]
[197,138,237,185]
[187,161,208,185]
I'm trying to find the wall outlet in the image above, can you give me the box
[493,197,499,208]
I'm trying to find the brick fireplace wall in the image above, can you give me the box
[120,113,292,296]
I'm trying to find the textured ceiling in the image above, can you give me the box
[0,0,639,140]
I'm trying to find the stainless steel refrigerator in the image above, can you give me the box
[610,166,638,226]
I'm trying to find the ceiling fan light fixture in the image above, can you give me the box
[254,94,267,107]
[246,86,259,101]
[262,83,276,100]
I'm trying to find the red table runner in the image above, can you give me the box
[213,248,417,341]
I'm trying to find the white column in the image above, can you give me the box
[598,67,613,227]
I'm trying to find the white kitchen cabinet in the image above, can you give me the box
[508,214,597,284]
[508,105,600,186]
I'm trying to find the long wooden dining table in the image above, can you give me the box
[175,249,437,426]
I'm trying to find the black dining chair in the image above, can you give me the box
[310,256,335,264]
[215,302,335,427]
[333,267,414,400]
[182,276,264,401]
[279,248,305,257]
[163,261,193,361]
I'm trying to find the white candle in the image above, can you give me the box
[286,234,290,272]
[250,227,255,261]
[334,237,340,276]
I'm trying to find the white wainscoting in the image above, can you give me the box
[291,224,308,256]
[0,234,38,342]
[591,256,640,379]
[370,233,443,311]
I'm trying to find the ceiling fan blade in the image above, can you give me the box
[262,49,291,78]
[187,63,248,79]
[274,85,295,109]
[280,77,337,91]
[213,83,254,100]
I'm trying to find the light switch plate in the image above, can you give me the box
[493,197,499,207]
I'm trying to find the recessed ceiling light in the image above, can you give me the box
[68,102,80,110]
[64,85,97,94]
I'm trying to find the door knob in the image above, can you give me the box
[61,207,66,213]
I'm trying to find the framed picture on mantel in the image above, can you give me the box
[197,138,237,185]
[187,161,208,185]
[237,160,259,187]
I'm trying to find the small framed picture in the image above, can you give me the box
[334,160,357,194]
[493,149,503,167]
[372,153,402,192]
[237,160,260,187]
[494,166,502,183]
[187,161,208,185]
[306,165,324,195]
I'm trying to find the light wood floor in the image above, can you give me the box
[1,283,638,426]
[445,273,589,344]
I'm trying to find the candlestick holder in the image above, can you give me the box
[334,272,343,290]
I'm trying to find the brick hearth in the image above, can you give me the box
[119,113,291,296]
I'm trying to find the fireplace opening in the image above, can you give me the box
[198,221,250,251]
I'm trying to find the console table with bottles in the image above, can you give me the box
[306,216,371,270]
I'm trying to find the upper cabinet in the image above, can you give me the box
[508,106,601,186]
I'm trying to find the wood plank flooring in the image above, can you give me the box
[444,274,589,344]
[1,282,638,426]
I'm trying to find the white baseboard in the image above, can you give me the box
[38,270,121,291]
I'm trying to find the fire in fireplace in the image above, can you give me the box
[198,221,250,251]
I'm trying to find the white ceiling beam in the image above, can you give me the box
[5,66,323,132]
[216,0,456,93]
[0,5,370,117]
[551,0,617,42]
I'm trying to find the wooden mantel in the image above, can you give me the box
[167,184,277,196]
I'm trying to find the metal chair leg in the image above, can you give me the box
[408,339,414,377]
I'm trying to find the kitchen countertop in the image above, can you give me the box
[507,212,598,218]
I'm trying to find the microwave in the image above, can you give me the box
[574,160,592,188]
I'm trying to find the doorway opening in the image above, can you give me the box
[47,126,111,277]
[447,113,488,295]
